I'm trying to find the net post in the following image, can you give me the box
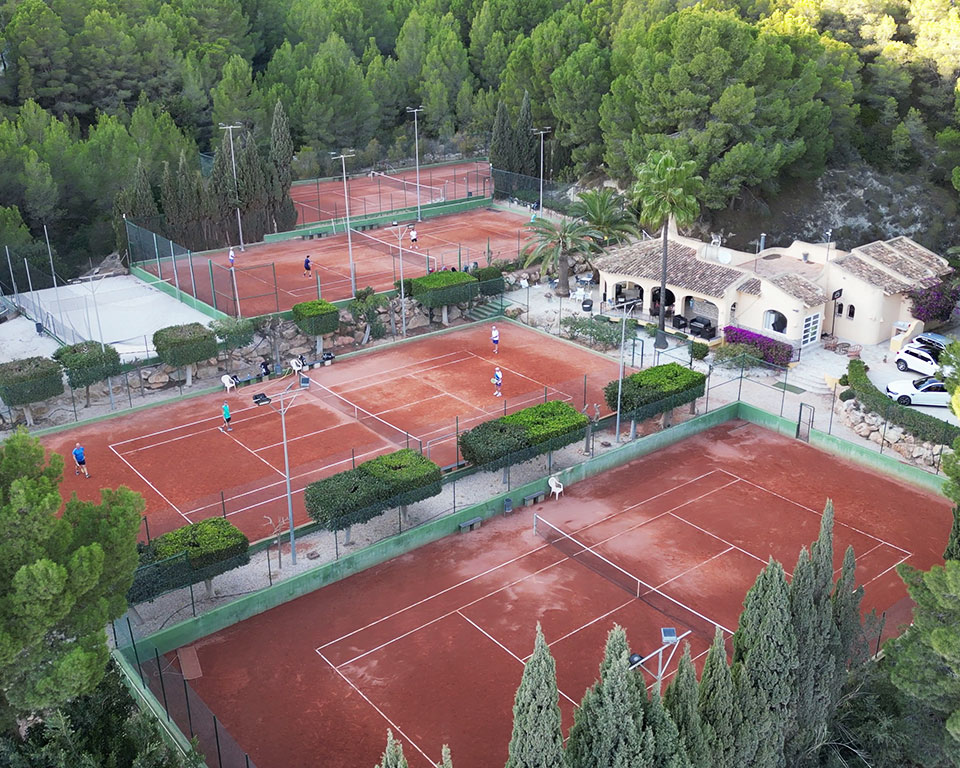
[317,272,322,301]
[544,385,547,403]
[273,262,280,313]
[208,260,218,311]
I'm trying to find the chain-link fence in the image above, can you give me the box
[491,167,578,215]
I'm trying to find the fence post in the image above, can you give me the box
[880,405,889,454]
[213,715,224,768]
[142,515,151,544]
[208,260,218,311]
[737,357,745,401]
[583,374,587,408]
[455,416,460,466]
[828,383,837,435]
[189,582,195,617]
[169,241,181,297]
[780,367,788,417]
[126,617,144,685]
[188,251,197,298]
[351,448,355,469]
[221,491,227,518]
[182,679,194,736]
[153,233,162,280]
[273,262,280,313]
[154,648,170,720]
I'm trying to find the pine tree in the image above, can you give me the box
[378,730,408,768]
[663,647,709,767]
[490,100,514,172]
[515,90,538,177]
[505,624,564,768]
[267,100,296,233]
[735,560,798,768]
[566,625,652,768]
[698,628,738,768]
[944,506,960,561]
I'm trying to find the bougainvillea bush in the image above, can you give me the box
[722,326,794,366]
[906,280,960,323]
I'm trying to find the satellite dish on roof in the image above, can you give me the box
[717,248,732,264]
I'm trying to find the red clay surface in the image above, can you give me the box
[40,323,624,544]
[175,420,950,768]
[140,207,530,315]
[290,161,492,223]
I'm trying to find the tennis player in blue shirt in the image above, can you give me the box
[72,442,89,478]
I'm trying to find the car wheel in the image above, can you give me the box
[897,395,912,406]
[896,360,909,371]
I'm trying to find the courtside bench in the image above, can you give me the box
[523,489,546,507]
[459,516,482,532]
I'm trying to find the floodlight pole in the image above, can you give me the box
[614,299,637,442]
[407,107,424,221]
[393,221,407,337]
[219,123,245,251]
[532,127,551,216]
[43,224,66,333]
[258,380,299,565]
[332,151,357,296]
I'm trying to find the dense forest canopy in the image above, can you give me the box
[0,0,958,276]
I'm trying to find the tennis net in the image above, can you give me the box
[374,172,444,201]
[349,228,439,272]
[313,381,423,452]
[533,514,732,641]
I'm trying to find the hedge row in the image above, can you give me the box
[562,316,637,351]
[0,356,64,406]
[304,448,442,532]
[291,299,340,337]
[846,359,960,445]
[722,326,793,367]
[153,322,218,368]
[458,400,588,469]
[603,362,706,420]
[128,517,250,603]
[409,271,480,308]
[52,341,122,391]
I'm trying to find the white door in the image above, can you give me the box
[801,313,821,347]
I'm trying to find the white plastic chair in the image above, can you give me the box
[548,476,563,500]
[221,374,236,394]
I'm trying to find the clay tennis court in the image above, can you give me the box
[171,419,950,768]
[42,323,623,542]
[290,161,492,223]
[138,206,530,316]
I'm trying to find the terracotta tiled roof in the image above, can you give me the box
[852,237,950,283]
[769,274,827,307]
[595,239,744,298]
[832,254,912,295]
[738,277,761,295]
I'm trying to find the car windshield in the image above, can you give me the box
[913,376,937,388]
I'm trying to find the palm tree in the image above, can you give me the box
[570,187,639,283]
[522,218,601,297]
[630,150,703,348]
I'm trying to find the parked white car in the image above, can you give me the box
[905,332,952,353]
[896,345,942,376]
[885,376,951,407]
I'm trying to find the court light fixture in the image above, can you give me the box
[253,392,272,406]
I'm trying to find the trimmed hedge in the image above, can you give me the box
[0,356,64,406]
[410,271,480,308]
[458,400,588,469]
[603,362,706,419]
[474,266,504,296]
[561,316,637,350]
[53,340,122,391]
[723,326,793,367]
[128,518,250,603]
[153,323,218,368]
[846,359,960,444]
[292,299,340,337]
[305,448,442,532]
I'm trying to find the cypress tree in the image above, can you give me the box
[832,545,866,672]
[490,100,514,172]
[437,744,454,767]
[159,160,181,242]
[736,560,798,768]
[505,624,564,768]
[944,506,960,561]
[647,683,690,768]
[566,625,653,768]
[664,647,709,767]
[209,130,238,247]
[268,100,296,233]
[378,730,408,768]
[698,628,738,768]
[237,132,270,243]
[515,90,538,177]
[787,502,842,766]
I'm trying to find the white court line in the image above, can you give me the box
[546,598,636,652]
[221,429,285,478]
[860,553,912,587]
[456,611,579,708]
[724,473,912,556]
[316,651,435,767]
[465,349,547,389]
[252,416,365,453]
[109,445,190,522]
[115,406,281,455]
[329,351,473,393]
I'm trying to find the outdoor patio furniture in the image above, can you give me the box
[823,336,838,351]
[689,316,714,338]
[846,344,862,358]
[835,342,850,355]
[672,315,688,330]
